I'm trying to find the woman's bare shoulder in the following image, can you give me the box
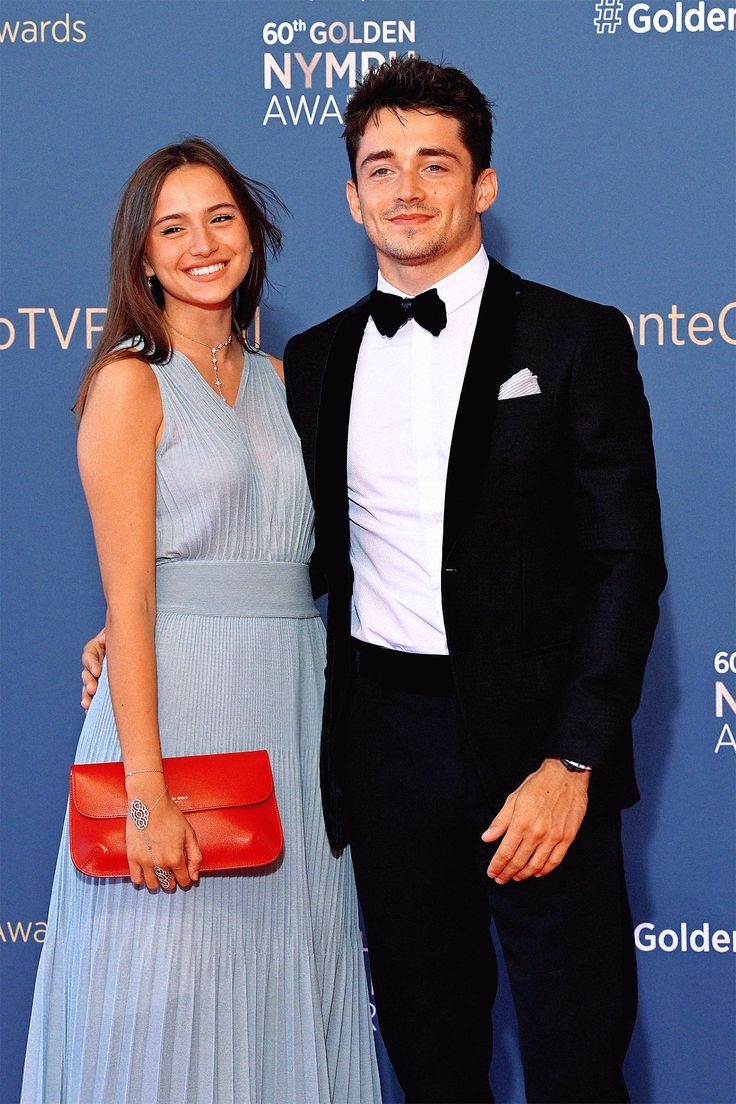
[87,354,159,400]
[264,352,284,383]
[81,354,162,434]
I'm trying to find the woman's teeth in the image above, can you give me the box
[188,262,226,277]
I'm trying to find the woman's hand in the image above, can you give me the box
[126,776,203,891]
[81,629,106,709]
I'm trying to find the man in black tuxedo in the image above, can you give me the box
[283,58,666,1104]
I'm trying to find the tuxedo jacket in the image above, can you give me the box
[284,257,667,851]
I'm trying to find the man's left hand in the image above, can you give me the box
[482,759,589,883]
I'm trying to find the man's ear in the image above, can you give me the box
[346,179,364,226]
[475,168,498,215]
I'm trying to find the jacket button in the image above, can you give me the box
[443,567,457,574]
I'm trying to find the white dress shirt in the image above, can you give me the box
[347,246,489,654]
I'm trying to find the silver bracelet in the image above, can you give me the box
[125,768,164,778]
[128,785,169,831]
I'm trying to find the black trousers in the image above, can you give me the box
[342,643,637,1104]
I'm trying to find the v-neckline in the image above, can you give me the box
[175,347,249,411]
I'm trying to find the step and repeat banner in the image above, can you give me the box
[1,2,733,1101]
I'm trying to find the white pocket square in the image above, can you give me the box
[498,368,541,400]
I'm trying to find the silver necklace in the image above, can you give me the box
[169,324,233,403]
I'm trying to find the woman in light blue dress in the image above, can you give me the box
[21,138,381,1104]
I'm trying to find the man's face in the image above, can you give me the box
[346,108,496,285]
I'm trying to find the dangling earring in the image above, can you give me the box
[147,272,163,309]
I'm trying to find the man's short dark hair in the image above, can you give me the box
[342,56,493,182]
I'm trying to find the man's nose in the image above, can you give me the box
[394,169,425,205]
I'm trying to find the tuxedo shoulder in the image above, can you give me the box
[285,295,371,359]
[518,276,630,336]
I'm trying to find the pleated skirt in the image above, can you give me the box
[21,606,381,1103]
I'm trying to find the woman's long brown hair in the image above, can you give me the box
[74,137,284,419]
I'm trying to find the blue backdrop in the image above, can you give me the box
[1,2,734,1102]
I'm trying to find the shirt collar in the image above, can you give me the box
[376,245,489,316]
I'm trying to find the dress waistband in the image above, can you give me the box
[155,562,318,618]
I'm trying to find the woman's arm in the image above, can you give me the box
[78,357,201,890]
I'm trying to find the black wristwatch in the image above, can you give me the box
[560,758,592,773]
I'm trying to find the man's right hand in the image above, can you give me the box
[81,629,107,709]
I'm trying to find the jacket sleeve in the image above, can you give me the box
[545,307,667,768]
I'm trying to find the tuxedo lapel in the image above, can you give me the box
[314,295,372,576]
[442,259,522,562]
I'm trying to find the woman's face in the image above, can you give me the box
[144,163,251,313]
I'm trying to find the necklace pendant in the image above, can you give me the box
[209,337,231,403]
[168,323,233,403]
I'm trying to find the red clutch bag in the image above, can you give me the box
[69,750,283,878]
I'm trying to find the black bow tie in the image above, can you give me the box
[369,287,448,338]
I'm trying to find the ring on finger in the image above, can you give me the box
[154,865,172,889]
